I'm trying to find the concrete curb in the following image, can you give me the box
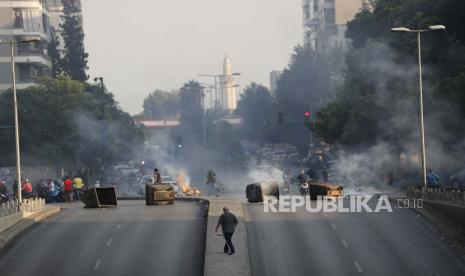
[0,206,61,251]
[203,197,251,276]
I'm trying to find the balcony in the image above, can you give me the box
[16,48,51,67]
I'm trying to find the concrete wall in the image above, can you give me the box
[0,212,22,233]
[422,200,465,230]
[335,0,362,25]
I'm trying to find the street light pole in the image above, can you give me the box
[198,73,241,151]
[0,37,40,204]
[417,31,427,188]
[94,77,104,121]
[391,25,446,188]
[10,42,22,204]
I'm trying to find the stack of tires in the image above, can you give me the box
[146,184,175,205]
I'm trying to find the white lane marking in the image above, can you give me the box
[93,259,102,270]
[115,224,121,230]
[106,238,113,247]
[331,223,337,230]
[341,239,349,248]
[354,261,364,273]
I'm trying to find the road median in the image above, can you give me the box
[0,206,60,251]
[204,197,251,276]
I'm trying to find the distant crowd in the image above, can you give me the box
[0,176,86,203]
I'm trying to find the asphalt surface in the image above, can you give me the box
[245,195,465,276]
[0,200,208,276]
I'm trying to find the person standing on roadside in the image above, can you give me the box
[63,176,74,203]
[22,179,33,198]
[0,180,7,195]
[206,170,218,196]
[154,168,163,184]
[73,176,84,202]
[215,206,238,255]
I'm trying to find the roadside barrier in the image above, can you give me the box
[0,200,20,217]
[21,198,46,213]
[81,187,118,208]
[407,186,465,206]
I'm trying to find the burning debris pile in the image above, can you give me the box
[176,171,202,197]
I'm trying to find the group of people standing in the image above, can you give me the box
[62,176,85,203]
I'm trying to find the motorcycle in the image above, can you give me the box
[48,185,63,203]
[299,182,309,196]
[0,193,8,204]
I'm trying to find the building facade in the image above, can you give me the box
[0,0,52,91]
[302,0,367,51]
[270,70,282,94]
[219,55,237,112]
[45,0,83,52]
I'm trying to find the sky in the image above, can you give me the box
[81,0,302,114]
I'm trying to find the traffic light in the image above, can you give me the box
[304,111,312,131]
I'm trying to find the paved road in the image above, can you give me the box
[245,197,465,276]
[0,200,208,276]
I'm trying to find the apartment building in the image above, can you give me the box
[0,0,52,91]
[303,0,368,51]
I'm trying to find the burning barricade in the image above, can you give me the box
[176,171,202,197]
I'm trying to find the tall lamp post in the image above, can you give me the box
[198,73,241,151]
[391,25,446,188]
[94,77,105,120]
[0,37,41,204]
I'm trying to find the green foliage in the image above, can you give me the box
[142,90,179,119]
[317,0,465,156]
[236,83,275,143]
[48,33,62,77]
[0,77,144,169]
[60,0,89,81]
[272,46,336,153]
[171,80,204,147]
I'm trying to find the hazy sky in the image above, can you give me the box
[81,0,302,114]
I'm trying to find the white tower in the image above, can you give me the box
[220,55,237,112]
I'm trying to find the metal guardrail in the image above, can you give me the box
[0,200,20,218]
[21,198,46,213]
[0,198,46,218]
[407,186,465,206]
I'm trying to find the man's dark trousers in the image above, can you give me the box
[223,232,235,254]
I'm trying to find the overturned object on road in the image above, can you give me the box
[146,184,175,205]
[246,182,280,203]
[81,186,118,208]
[309,182,343,200]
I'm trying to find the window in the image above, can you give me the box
[13,9,24,28]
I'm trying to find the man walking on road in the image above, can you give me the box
[215,206,238,255]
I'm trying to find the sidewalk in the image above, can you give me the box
[0,206,60,250]
[204,197,251,276]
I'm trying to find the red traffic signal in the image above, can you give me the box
[304,112,311,118]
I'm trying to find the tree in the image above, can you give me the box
[61,0,89,81]
[236,83,275,143]
[48,32,62,77]
[171,81,204,147]
[142,90,180,119]
[316,0,465,173]
[272,46,335,153]
[0,77,144,172]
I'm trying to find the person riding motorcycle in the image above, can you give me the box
[297,170,310,196]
